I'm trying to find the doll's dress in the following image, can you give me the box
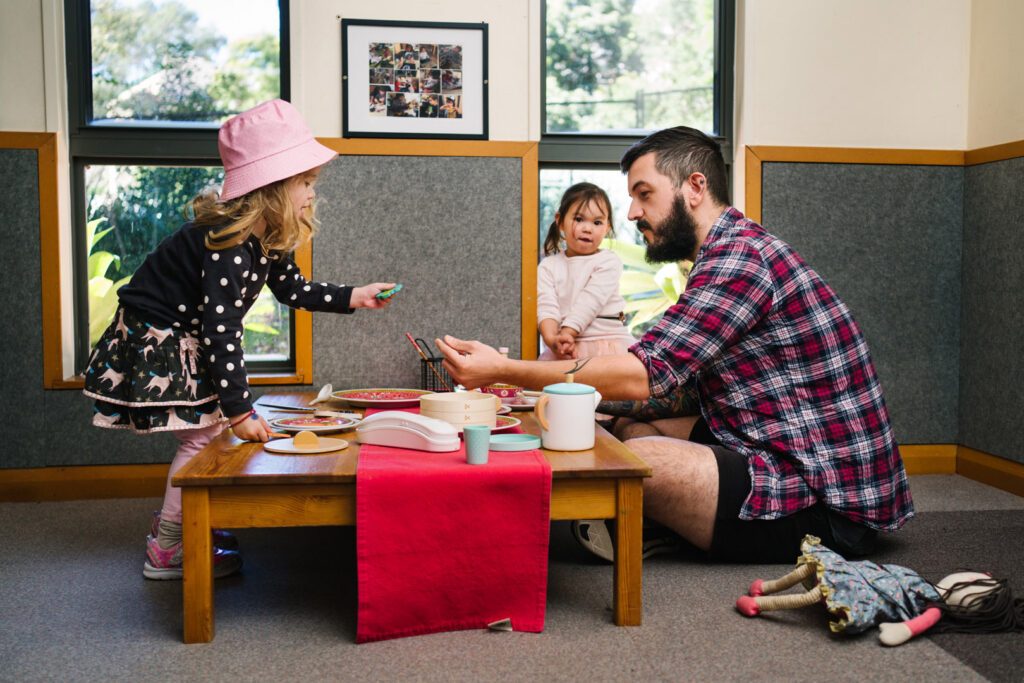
[796,535,940,634]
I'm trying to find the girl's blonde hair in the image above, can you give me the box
[542,182,615,256]
[189,171,319,253]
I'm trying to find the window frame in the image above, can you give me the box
[61,0,308,385]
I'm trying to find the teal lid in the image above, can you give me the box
[543,382,595,395]
[489,433,541,451]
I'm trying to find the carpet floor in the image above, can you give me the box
[1,474,1021,682]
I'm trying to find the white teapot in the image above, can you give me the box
[534,381,602,451]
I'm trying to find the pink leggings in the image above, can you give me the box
[160,423,223,524]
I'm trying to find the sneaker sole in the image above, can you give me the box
[572,520,614,562]
[142,556,243,581]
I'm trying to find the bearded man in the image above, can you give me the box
[437,127,912,564]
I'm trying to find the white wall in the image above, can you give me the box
[967,0,1024,149]
[0,1,52,131]
[291,1,540,141]
[733,0,971,209]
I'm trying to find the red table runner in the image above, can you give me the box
[355,412,552,643]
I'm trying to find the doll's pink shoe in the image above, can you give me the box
[152,510,238,550]
[748,579,765,597]
[143,534,242,580]
[736,595,760,616]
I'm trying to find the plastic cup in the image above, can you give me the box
[463,424,491,465]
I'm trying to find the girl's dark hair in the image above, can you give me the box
[542,182,615,256]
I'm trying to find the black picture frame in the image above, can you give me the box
[342,19,489,140]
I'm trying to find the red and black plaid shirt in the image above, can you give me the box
[630,207,913,530]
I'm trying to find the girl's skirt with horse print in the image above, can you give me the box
[83,306,226,433]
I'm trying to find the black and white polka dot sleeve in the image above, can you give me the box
[267,255,354,313]
[201,246,255,416]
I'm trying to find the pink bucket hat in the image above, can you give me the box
[218,99,338,201]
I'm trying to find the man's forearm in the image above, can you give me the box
[598,382,699,419]
[508,354,651,401]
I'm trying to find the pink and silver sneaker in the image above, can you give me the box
[143,534,243,580]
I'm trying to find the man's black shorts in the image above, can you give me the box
[688,418,877,563]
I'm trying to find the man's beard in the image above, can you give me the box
[637,194,700,264]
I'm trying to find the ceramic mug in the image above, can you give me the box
[534,382,602,451]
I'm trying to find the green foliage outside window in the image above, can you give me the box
[546,0,714,134]
[90,0,279,122]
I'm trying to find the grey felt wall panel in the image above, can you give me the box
[0,150,47,466]
[311,155,524,389]
[960,157,1024,465]
[760,162,963,444]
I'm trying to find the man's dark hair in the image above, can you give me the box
[620,126,730,206]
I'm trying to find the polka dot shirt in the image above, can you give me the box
[117,223,354,415]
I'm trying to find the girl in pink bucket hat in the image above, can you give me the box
[83,99,400,580]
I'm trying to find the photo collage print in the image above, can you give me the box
[368,42,464,119]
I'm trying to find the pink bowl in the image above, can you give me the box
[480,384,523,401]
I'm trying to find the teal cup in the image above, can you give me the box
[463,424,491,465]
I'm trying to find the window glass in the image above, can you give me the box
[89,0,281,124]
[84,164,290,361]
[539,168,691,338]
[545,0,715,135]
[69,0,293,375]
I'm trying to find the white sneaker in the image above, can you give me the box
[571,519,683,562]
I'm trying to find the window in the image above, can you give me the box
[540,0,733,342]
[64,0,294,375]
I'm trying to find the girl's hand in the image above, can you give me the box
[555,340,577,359]
[228,411,278,442]
[350,283,398,309]
[555,328,578,359]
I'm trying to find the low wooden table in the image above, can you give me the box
[172,391,653,643]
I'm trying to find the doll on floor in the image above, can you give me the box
[735,535,1024,646]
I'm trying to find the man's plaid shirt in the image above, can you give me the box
[630,207,913,529]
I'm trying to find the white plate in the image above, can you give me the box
[331,388,434,408]
[264,436,349,454]
[270,415,360,433]
[502,400,537,411]
[496,405,512,415]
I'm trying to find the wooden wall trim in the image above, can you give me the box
[957,446,1024,498]
[4,444,1018,502]
[520,143,540,359]
[745,145,964,168]
[0,464,169,502]
[964,139,1024,166]
[317,139,536,159]
[900,444,958,475]
[0,133,67,388]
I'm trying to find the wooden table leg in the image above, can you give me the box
[613,478,643,626]
[182,487,214,643]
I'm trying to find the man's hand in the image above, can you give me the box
[435,335,504,389]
